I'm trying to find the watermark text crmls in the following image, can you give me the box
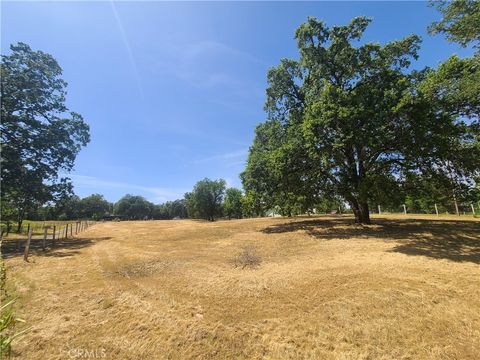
[67,347,107,359]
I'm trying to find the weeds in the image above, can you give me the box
[232,246,262,269]
[1,241,28,359]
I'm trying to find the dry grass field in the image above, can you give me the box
[3,215,480,359]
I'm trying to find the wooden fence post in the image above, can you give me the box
[24,228,32,262]
[42,227,48,251]
[454,198,460,216]
[52,225,56,247]
[18,224,29,252]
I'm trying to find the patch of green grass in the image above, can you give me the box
[1,246,29,358]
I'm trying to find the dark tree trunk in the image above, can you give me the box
[350,200,371,224]
[16,219,23,233]
[358,202,371,224]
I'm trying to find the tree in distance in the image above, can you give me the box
[152,199,187,219]
[113,195,154,220]
[185,178,226,221]
[223,188,244,219]
[79,194,111,220]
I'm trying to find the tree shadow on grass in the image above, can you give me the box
[0,236,112,260]
[261,216,480,264]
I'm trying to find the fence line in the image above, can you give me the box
[0,220,96,262]
[372,202,478,217]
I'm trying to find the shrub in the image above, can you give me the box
[1,299,28,357]
[232,246,262,269]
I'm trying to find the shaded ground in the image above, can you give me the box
[263,216,480,263]
[1,236,112,259]
[4,215,480,359]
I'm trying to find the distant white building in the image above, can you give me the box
[266,206,282,217]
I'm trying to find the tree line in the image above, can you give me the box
[3,178,245,224]
[0,43,247,227]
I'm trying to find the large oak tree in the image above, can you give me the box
[1,43,90,229]
[243,17,479,224]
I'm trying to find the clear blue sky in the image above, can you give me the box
[1,1,473,203]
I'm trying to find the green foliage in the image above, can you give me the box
[241,191,265,218]
[78,194,111,219]
[313,196,344,215]
[421,1,480,208]
[113,195,153,220]
[10,193,112,221]
[1,243,27,358]
[223,188,244,219]
[0,299,27,358]
[421,55,480,120]
[429,0,480,49]
[242,16,480,224]
[184,192,197,219]
[52,195,81,220]
[241,120,319,217]
[152,199,187,220]
[184,178,226,221]
[0,43,90,227]
[424,1,480,130]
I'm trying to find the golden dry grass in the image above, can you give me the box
[3,215,480,359]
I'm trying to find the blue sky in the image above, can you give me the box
[1,1,474,203]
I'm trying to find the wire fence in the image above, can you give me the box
[374,202,479,217]
[0,220,97,262]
